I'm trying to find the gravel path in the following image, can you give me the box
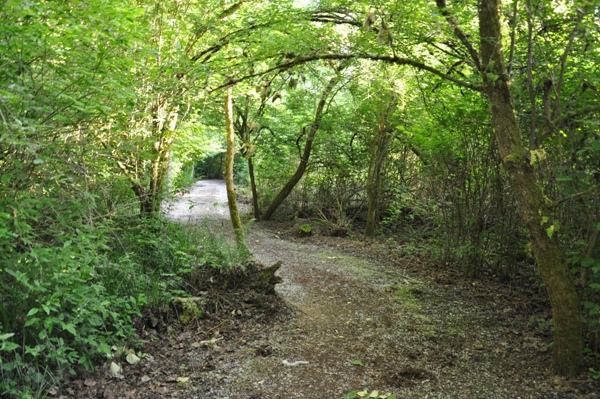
[164,179,231,222]
[165,180,596,399]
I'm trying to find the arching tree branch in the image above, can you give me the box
[211,53,484,93]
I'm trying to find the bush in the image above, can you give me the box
[0,225,143,397]
[0,200,249,398]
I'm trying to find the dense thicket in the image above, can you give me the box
[0,0,253,396]
[1,0,599,395]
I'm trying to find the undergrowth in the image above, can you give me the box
[0,211,249,398]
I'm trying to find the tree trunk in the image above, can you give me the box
[365,129,393,236]
[219,152,225,178]
[225,86,244,244]
[262,68,343,220]
[146,149,170,214]
[248,157,261,220]
[131,184,151,215]
[479,0,582,376]
[365,98,396,237]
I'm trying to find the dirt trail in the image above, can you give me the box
[165,180,594,399]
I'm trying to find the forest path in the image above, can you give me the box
[164,180,585,399]
[164,179,231,222]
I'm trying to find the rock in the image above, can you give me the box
[172,297,206,325]
[299,224,312,237]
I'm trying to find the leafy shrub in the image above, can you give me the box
[0,229,143,397]
[381,185,433,233]
[0,201,248,398]
[568,244,600,355]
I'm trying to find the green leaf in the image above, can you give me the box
[24,345,44,357]
[27,308,39,317]
[0,333,15,340]
[556,175,573,182]
[1,361,16,371]
[65,324,77,336]
[0,342,19,352]
[88,314,103,327]
[350,360,364,366]
[343,391,358,399]
[582,256,595,267]
[24,317,39,327]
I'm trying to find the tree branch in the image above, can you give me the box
[210,53,484,93]
[554,184,600,208]
[435,0,482,72]
[424,39,467,60]
[310,11,361,28]
[540,103,600,142]
[507,0,519,75]
[552,8,585,120]
[189,22,269,63]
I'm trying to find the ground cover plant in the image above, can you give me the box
[0,209,251,397]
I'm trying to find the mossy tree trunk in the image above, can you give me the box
[225,86,244,244]
[478,0,582,376]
